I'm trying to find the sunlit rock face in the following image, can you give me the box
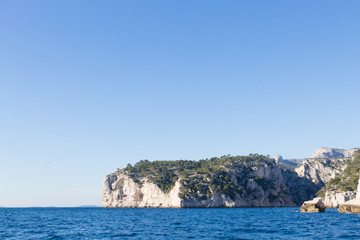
[274,155,283,165]
[300,197,325,212]
[103,174,181,208]
[104,148,360,208]
[338,178,360,213]
[295,148,360,209]
[103,165,315,208]
[311,148,359,159]
[295,148,358,187]
[323,191,356,208]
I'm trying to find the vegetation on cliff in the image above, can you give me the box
[121,154,276,198]
[316,150,360,197]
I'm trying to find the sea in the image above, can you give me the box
[1,207,360,239]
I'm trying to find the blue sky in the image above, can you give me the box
[1,1,359,207]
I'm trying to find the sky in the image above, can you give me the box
[0,1,360,207]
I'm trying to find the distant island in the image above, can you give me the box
[75,205,101,208]
[103,148,360,209]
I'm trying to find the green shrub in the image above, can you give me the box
[121,154,275,197]
[316,150,360,196]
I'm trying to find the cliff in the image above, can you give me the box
[103,155,317,208]
[294,148,358,187]
[338,178,360,213]
[323,191,356,208]
[317,149,360,208]
[294,148,360,208]
[103,174,181,208]
[311,148,359,159]
[103,148,360,208]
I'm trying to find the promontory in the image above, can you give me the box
[103,148,360,208]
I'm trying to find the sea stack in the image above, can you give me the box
[299,197,326,212]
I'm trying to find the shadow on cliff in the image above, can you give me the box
[282,169,320,206]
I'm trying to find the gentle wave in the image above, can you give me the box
[1,208,360,239]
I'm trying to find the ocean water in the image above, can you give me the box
[1,207,360,239]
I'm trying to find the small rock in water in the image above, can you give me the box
[300,197,326,212]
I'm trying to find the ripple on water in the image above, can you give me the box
[1,208,360,239]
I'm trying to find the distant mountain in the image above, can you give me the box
[311,147,359,159]
[277,157,304,170]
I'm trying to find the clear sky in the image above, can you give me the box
[1,1,359,207]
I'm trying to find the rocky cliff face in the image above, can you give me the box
[103,155,317,208]
[103,174,181,208]
[311,148,359,159]
[338,178,360,213]
[295,148,358,187]
[295,148,359,208]
[103,148,359,208]
[295,157,347,187]
[323,190,356,208]
[180,164,299,208]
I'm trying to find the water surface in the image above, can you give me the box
[1,207,360,239]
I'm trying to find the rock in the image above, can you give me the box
[311,148,359,159]
[274,155,283,165]
[103,162,317,208]
[338,177,360,213]
[106,148,360,208]
[338,203,360,213]
[295,148,358,187]
[103,174,181,208]
[324,190,356,208]
[300,197,326,212]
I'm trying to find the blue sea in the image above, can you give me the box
[1,207,360,239]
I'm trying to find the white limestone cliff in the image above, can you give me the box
[180,165,296,208]
[103,148,359,208]
[311,148,359,159]
[323,191,356,208]
[338,177,360,213]
[103,164,307,208]
[103,174,181,208]
[295,148,357,186]
[295,148,359,208]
